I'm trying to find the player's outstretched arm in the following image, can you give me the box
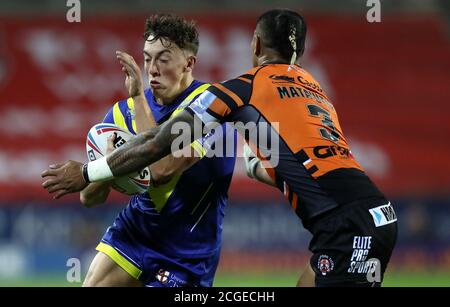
[79,182,112,208]
[107,109,201,175]
[41,110,198,199]
[79,134,116,207]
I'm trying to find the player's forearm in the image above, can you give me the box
[105,127,165,176]
[106,118,192,177]
[133,94,157,132]
[133,93,178,181]
[150,151,200,186]
[254,165,277,187]
[150,155,177,186]
[86,110,196,182]
[85,126,166,181]
[80,181,112,208]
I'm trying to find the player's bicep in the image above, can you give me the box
[151,109,199,158]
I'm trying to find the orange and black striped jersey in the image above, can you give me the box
[187,63,385,228]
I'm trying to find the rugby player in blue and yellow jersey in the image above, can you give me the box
[79,14,236,287]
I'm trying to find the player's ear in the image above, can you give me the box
[184,55,197,73]
[253,34,262,58]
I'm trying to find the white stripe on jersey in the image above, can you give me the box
[188,91,220,125]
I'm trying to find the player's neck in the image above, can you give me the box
[259,58,289,65]
[258,50,288,66]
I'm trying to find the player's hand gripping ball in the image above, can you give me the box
[86,123,151,195]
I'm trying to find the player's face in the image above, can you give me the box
[143,37,191,103]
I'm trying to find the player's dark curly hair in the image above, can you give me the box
[256,9,307,63]
[144,14,199,55]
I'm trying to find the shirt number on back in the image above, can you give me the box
[306,104,341,143]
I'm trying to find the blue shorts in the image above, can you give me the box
[96,211,221,287]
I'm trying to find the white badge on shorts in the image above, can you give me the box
[369,202,397,227]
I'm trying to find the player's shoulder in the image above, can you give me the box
[189,80,210,95]
[230,66,262,84]
[113,89,154,110]
[183,80,211,103]
[111,96,131,112]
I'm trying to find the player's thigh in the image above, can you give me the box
[83,252,142,287]
[297,262,315,287]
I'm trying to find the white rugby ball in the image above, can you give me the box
[86,123,151,195]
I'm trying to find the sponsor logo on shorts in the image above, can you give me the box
[155,269,189,287]
[317,255,334,276]
[348,236,377,274]
[156,269,170,284]
[369,202,397,227]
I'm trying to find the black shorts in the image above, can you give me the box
[308,198,398,287]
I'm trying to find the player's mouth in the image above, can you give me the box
[150,80,162,89]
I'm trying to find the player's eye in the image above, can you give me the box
[144,58,151,63]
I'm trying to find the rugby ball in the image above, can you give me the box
[86,123,151,195]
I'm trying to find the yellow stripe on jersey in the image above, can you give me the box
[112,99,136,133]
[172,83,211,157]
[172,83,211,117]
[148,85,210,211]
[112,102,127,131]
[96,242,142,280]
[126,98,137,133]
[148,173,183,212]
[109,84,210,212]
[191,140,206,158]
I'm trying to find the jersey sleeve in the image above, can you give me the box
[187,73,253,125]
[102,104,115,124]
[194,122,236,158]
[188,107,233,158]
[102,99,135,133]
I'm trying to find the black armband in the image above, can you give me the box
[82,163,91,184]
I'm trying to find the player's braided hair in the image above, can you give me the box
[144,14,199,55]
[288,25,297,65]
[257,9,307,64]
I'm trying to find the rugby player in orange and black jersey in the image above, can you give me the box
[186,10,397,286]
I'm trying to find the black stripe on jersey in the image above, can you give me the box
[307,165,319,175]
[294,149,310,164]
[221,79,252,105]
[185,106,195,116]
[184,107,207,135]
[295,149,318,175]
[239,74,254,81]
[288,190,294,203]
[226,104,339,226]
[208,86,239,111]
[206,108,223,120]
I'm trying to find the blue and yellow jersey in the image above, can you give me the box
[102,80,236,258]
